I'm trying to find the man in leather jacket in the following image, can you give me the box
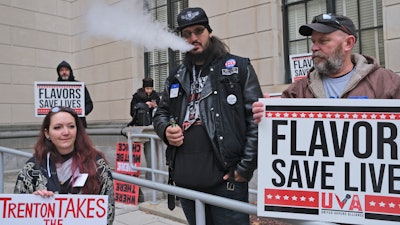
[153,7,263,225]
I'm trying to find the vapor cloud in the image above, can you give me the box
[85,0,193,52]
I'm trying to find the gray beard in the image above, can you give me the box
[61,75,69,80]
[313,48,345,77]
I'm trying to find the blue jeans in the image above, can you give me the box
[179,181,249,225]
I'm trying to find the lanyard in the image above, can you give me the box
[191,65,202,98]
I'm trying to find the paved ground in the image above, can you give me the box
[115,201,187,225]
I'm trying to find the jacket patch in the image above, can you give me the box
[225,59,236,69]
[222,67,238,75]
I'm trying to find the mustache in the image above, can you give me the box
[312,52,323,58]
[191,41,201,45]
[312,52,327,61]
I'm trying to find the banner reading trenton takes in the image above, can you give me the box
[0,194,108,225]
[257,98,400,225]
[34,81,85,117]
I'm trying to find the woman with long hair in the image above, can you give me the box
[14,106,115,225]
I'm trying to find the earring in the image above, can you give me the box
[47,137,51,141]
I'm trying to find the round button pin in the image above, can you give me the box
[227,94,237,105]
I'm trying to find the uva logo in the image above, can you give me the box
[321,192,363,211]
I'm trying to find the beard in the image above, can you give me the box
[313,45,345,77]
[61,74,69,80]
[184,40,213,65]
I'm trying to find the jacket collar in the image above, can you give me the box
[307,53,378,98]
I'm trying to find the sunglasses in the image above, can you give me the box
[312,13,353,36]
[181,26,206,39]
[50,106,78,115]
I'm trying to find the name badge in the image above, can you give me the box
[73,173,88,187]
[170,83,179,98]
[222,67,239,75]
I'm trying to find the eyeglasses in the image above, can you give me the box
[312,13,353,36]
[51,106,77,114]
[181,26,206,39]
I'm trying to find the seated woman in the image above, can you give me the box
[14,106,115,225]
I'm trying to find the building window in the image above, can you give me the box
[144,0,188,93]
[283,0,384,83]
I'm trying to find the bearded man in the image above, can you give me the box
[56,61,93,128]
[153,7,263,225]
[278,13,400,99]
[252,13,400,225]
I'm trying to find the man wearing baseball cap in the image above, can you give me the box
[299,13,358,40]
[153,7,263,225]
[281,13,400,99]
[252,13,400,225]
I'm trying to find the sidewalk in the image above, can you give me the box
[114,201,187,225]
[2,170,188,225]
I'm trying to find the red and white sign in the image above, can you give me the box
[114,142,142,205]
[0,194,108,225]
[34,81,85,117]
[257,98,400,225]
[289,53,313,82]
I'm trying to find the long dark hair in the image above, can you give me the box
[34,106,106,194]
[184,35,230,68]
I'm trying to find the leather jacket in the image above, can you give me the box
[153,54,263,181]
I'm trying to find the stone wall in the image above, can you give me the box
[383,0,400,74]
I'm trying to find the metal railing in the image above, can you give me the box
[0,128,258,225]
[126,132,168,203]
[0,146,32,192]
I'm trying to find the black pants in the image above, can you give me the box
[179,181,249,225]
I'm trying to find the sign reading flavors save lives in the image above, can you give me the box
[289,53,313,82]
[257,98,400,225]
[34,81,85,117]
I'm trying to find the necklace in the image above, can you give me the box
[191,65,202,95]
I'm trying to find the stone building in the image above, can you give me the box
[0,0,399,127]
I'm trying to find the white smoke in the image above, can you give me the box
[84,0,193,52]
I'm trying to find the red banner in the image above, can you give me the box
[114,142,142,205]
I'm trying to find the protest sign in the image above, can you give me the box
[0,194,107,225]
[114,142,142,205]
[34,81,85,117]
[257,98,400,225]
[289,53,313,82]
